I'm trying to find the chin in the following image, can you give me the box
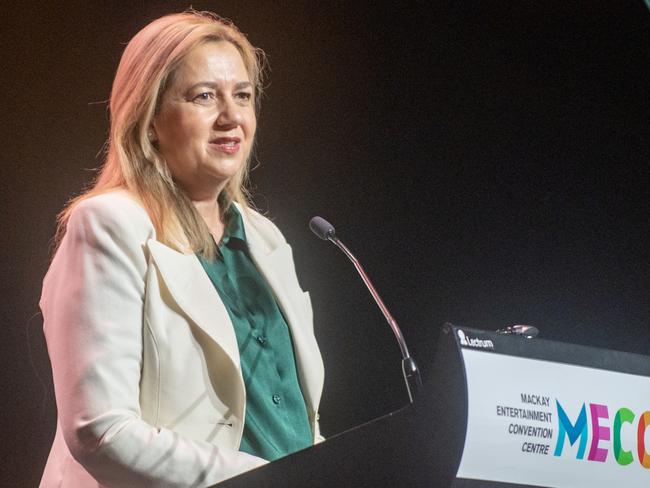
[206,167,243,187]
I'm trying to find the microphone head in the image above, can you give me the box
[309,216,336,240]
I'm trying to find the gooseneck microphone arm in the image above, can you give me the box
[309,216,422,403]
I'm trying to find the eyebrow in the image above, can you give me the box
[186,81,253,92]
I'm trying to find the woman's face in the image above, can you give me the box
[153,41,256,200]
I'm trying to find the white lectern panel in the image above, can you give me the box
[456,347,650,487]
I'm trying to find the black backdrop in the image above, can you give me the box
[1,1,649,486]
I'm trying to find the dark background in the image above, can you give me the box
[1,1,649,486]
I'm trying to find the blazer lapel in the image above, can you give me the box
[147,240,241,371]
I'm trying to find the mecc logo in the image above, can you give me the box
[554,400,650,469]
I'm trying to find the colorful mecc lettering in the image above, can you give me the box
[554,400,650,468]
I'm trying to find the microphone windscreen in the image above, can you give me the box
[309,216,336,240]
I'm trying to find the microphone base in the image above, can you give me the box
[402,356,422,403]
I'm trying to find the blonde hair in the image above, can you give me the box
[55,9,266,258]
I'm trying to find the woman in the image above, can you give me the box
[40,10,324,487]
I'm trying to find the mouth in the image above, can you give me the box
[209,137,241,154]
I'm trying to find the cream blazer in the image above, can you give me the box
[39,190,324,488]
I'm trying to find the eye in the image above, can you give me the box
[193,92,215,104]
[235,91,253,103]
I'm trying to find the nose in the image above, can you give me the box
[215,97,243,128]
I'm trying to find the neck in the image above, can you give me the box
[191,194,224,241]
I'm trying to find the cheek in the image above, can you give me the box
[155,112,181,148]
[169,113,201,138]
[159,114,205,154]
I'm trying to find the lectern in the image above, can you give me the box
[214,324,650,487]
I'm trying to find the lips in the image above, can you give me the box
[209,136,241,154]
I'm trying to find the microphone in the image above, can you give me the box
[309,216,422,403]
[309,216,335,240]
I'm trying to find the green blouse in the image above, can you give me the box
[197,205,312,461]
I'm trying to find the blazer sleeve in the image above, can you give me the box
[41,194,266,488]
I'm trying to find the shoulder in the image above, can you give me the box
[236,203,288,250]
[71,189,152,226]
[44,190,154,300]
[56,190,156,263]
[67,190,155,242]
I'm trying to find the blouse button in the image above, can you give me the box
[272,394,281,404]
